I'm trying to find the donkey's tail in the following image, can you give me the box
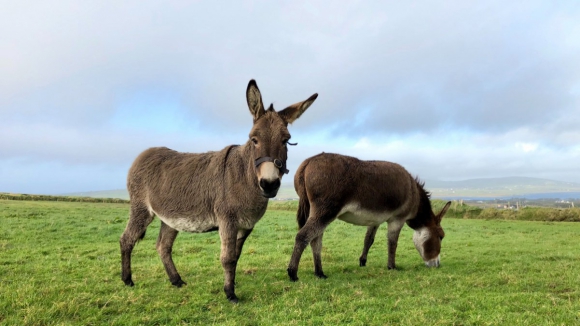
[296,195,310,229]
[294,161,310,229]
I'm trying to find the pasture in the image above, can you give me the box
[1,199,579,325]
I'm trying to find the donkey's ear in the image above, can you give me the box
[278,93,318,124]
[437,201,452,222]
[247,79,265,121]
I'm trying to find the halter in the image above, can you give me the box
[253,141,296,175]
[254,157,289,174]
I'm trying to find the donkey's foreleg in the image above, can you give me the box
[359,225,379,267]
[219,224,240,303]
[386,221,405,270]
[235,228,254,261]
[120,204,154,286]
[156,221,186,287]
[287,217,331,282]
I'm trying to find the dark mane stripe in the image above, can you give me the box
[414,176,431,198]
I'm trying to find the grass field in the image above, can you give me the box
[1,199,579,325]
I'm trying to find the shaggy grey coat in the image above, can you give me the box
[120,80,317,302]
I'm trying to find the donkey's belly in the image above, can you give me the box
[156,213,218,233]
[336,203,393,226]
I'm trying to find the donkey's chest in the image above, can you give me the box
[336,203,398,226]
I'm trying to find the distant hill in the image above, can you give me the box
[424,177,580,199]
[62,189,130,200]
[63,186,298,201]
[63,177,580,201]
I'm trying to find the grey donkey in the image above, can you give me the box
[120,80,318,302]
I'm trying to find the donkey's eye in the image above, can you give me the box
[251,137,258,145]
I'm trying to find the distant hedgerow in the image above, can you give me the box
[0,193,129,204]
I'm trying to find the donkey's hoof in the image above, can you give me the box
[123,278,135,287]
[359,258,367,267]
[287,268,299,282]
[227,295,239,304]
[387,265,396,270]
[315,272,328,279]
[171,279,187,288]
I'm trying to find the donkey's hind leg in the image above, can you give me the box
[359,225,379,267]
[156,221,186,287]
[310,234,327,279]
[120,203,154,286]
[287,208,337,282]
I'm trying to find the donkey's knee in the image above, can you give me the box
[295,225,318,246]
[294,233,310,248]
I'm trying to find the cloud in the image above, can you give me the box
[292,132,580,183]
[1,1,580,193]
[515,142,539,153]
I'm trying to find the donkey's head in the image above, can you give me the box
[412,201,451,268]
[246,80,318,198]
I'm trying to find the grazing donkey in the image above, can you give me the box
[120,80,317,302]
[287,153,451,281]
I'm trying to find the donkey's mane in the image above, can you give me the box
[414,176,431,198]
[406,176,434,229]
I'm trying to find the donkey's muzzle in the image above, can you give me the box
[425,256,440,268]
[259,178,281,198]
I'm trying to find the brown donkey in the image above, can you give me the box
[120,80,317,302]
[287,153,451,281]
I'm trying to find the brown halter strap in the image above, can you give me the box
[254,157,289,174]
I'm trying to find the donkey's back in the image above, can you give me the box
[295,153,421,223]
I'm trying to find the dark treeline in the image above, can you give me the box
[0,193,129,204]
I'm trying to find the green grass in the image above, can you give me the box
[1,200,579,325]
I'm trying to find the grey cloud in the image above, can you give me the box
[4,1,577,135]
[2,1,580,193]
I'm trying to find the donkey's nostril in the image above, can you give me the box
[259,179,281,196]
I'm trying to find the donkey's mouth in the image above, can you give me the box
[259,179,280,198]
[261,189,279,198]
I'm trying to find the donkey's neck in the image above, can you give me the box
[405,185,434,230]
[234,142,264,193]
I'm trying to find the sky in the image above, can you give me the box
[1,1,580,194]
